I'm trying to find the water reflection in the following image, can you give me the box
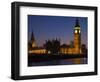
[28,58,87,66]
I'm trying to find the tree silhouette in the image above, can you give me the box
[44,39,60,54]
[52,39,60,54]
[81,44,87,54]
[28,41,32,50]
[60,44,69,48]
[44,40,52,54]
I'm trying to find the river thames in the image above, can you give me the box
[28,57,87,66]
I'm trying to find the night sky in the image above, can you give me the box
[28,15,87,47]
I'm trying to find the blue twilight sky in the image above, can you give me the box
[28,15,88,47]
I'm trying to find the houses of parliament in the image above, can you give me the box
[28,19,87,55]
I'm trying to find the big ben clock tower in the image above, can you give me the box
[74,19,81,54]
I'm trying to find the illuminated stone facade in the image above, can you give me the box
[60,47,74,54]
[29,48,46,54]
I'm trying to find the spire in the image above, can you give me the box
[75,18,80,27]
[31,31,35,41]
[30,31,36,47]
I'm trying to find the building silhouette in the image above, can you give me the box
[28,19,85,55]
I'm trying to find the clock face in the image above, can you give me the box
[75,30,77,33]
[75,30,80,33]
[79,30,80,33]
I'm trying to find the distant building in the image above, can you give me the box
[28,19,86,55]
[28,47,46,54]
[28,31,46,54]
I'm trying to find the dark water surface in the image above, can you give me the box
[28,58,87,66]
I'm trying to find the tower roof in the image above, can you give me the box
[75,18,80,27]
[31,31,35,41]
